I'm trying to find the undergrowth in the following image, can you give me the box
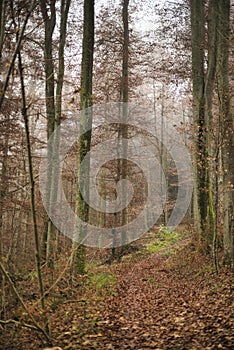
[146,225,186,254]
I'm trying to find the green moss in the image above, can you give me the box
[146,225,183,254]
[162,249,176,257]
[88,271,117,295]
[146,277,155,284]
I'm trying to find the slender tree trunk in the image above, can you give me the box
[40,0,56,265]
[55,0,71,129]
[205,0,219,257]
[18,50,46,314]
[120,0,129,251]
[121,0,129,104]
[0,120,8,246]
[40,3,55,256]
[40,0,56,140]
[190,0,210,246]
[0,0,6,62]
[0,116,8,319]
[44,0,71,266]
[111,0,129,260]
[72,0,95,275]
[160,84,168,225]
[216,0,234,267]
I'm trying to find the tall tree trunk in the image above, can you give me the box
[120,0,129,250]
[112,0,129,260]
[50,0,71,261]
[72,0,95,275]
[205,0,219,263]
[216,0,234,267]
[43,0,71,267]
[18,49,46,315]
[190,0,210,245]
[40,0,56,264]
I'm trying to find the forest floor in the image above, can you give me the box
[0,228,234,350]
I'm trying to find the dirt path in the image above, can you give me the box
[90,249,234,350]
[1,243,233,350]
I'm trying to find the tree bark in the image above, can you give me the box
[18,49,46,313]
[0,0,6,62]
[205,0,219,263]
[72,0,95,275]
[190,0,210,245]
[216,0,234,267]
[46,0,71,267]
[40,0,56,265]
[120,0,129,249]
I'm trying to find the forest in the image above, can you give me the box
[0,0,233,349]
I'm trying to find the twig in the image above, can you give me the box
[0,262,50,342]
[0,319,41,332]
[32,249,75,308]
[0,0,38,110]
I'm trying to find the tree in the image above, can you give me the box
[119,0,129,250]
[216,0,234,266]
[0,0,6,62]
[40,0,56,263]
[72,0,95,274]
[108,0,130,260]
[18,44,46,314]
[40,0,71,266]
[190,0,209,242]
[190,0,234,266]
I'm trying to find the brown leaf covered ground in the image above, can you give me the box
[1,238,234,350]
